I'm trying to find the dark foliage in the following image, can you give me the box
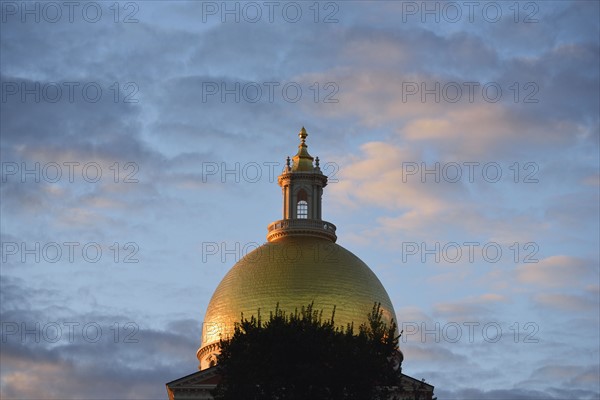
[212,302,402,400]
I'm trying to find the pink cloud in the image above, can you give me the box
[533,293,598,312]
[516,255,595,288]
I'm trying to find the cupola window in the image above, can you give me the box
[297,189,308,219]
[297,201,308,219]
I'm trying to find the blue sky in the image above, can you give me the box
[1,1,599,399]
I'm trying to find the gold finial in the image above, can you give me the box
[291,126,314,171]
[299,126,308,144]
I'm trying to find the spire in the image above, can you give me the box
[299,126,307,143]
[292,126,314,171]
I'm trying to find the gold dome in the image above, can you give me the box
[196,128,398,369]
[197,235,397,368]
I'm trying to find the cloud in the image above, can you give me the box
[403,343,468,365]
[437,387,600,400]
[528,364,600,386]
[533,292,599,313]
[0,277,200,399]
[326,140,557,247]
[516,255,596,288]
[433,293,508,320]
[582,174,600,187]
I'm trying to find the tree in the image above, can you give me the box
[212,302,402,400]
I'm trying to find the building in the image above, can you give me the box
[166,128,435,399]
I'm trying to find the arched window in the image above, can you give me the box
[297,200,308,219]
[297,189,308,219]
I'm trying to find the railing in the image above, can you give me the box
[268,219,336,233]
[267,219,337,242]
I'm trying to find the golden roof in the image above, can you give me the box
[198,236,397,360]
[197,127,398,369]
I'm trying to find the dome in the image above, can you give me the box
[197,235,397,369]
[196,127,398,370]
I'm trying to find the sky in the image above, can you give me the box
[0,1,599,399]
